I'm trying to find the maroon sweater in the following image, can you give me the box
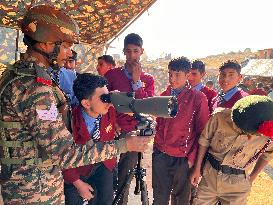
[154,86,209,165]
[211,89,249,110]
[200,86,217,114]
[62,106,117,184]
[105,67,154,132]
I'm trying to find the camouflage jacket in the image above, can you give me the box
[0,60,127,205]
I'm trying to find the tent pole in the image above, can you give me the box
[15,29,19,61]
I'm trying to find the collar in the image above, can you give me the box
[192,83,205,91]
[171,86,185,97]
[220,86,239,101]
[123,65,132,80]
[81,108,101,134]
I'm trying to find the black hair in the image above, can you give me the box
[219,60,241,73]
[98,55,116,66]
[168,57,191,73]
[206,80,214,86]
[69,50,77,60]
[124,33,143,48]
[192,60,205,73]
[73,73,108,103]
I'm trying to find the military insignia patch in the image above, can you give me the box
[36,103,58,121]
[105,123,113,133]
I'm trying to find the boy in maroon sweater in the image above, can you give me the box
[62,74,152,205]
[105,33,154,205]
[152,57,209,205]
[211,60,248,110]
[188,60,217,114]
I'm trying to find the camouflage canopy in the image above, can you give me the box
[0,0,156,46]
[0,0,156,74]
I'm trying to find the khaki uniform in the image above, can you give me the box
[0,60,127,205]
[193,108,273,205]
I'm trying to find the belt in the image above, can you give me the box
[207,153,245,175]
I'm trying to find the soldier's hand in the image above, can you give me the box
[125,131,153,152]
[190,168,201,187]
[73,179,94,201]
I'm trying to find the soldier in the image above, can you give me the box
[0,5,152,205]
[190,95,273,205]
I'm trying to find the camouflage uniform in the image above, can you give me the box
[0,5,128,205]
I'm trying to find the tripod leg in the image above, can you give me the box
[112,170,135,205]
[140,179,149,205]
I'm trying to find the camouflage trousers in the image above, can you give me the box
[1,166,65,205]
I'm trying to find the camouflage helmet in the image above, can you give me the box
[21,5,79,44]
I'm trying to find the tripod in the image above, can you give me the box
[112,114,154,205]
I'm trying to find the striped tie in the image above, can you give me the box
[51,70,60,85]
[92,115,101,141]
[218,92,226,105]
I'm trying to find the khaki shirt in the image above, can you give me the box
[199,108,273,170]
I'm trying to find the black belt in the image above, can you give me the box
[207,153,245,175]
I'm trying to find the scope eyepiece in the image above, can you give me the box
[100,93,111,103]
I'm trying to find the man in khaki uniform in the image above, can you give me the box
[190,95,273,205]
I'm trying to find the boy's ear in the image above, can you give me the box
[141,48,144,55]
[81,99,90,109]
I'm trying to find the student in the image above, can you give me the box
[188,60,217,114]
[211,60,248,110]
[97,55,116,76]
[238,76,254,93]
[250,82,267,96]
[190,95,273,205]
[105,33,154,205]
[152,57,209,205]
[205,80,214,89]
[63,73,120,205]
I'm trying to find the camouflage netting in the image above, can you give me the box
[0,0,156,73]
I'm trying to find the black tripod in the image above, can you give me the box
[112,114,154,205]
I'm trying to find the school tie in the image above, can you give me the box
[51,70,60,85]
[92,115,101,141]
[218,92,226,105]
[171,88,177,97]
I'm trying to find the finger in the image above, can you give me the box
[88,185,94,192]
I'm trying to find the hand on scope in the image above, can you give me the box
[125,131,153,152]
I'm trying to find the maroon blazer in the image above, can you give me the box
[154,86,209,165]
[105,67,154,132]
[62,106,117,184]
[211,89,249,110]
[200,86,217,114]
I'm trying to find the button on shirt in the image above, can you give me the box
[199,109,273,170]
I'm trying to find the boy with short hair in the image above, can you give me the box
[188,60,217,114]
[97,55,116,76]
[152,57,209,205]
[105,33,154,205]
[211,60,248,110]
[191,95,273,205]
[63,73,117,205]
